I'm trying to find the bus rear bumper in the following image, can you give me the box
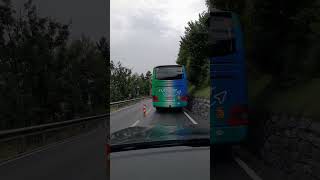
[152,101,187,108]
[211,125,247,145]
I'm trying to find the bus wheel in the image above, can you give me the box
[156,107,161,112]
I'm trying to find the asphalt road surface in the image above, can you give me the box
[0,126,107,180]
[110,98,209,134]
[0,99,262,180]
[111,99,262,180]
[213,152,262,180]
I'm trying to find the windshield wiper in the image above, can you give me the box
[110,138,210,153]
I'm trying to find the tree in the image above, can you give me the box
[206,0,320,82]
[110,61,151,101]
[0,0,108,129]
[176,12,209,87]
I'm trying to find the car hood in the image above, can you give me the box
[110,125,210,145]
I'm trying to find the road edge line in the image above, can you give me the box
[183,111,198,125]
[130,120,140,127]
[234,157,263,180]
[146,106,153,115]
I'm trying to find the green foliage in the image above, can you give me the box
[177,12,210,87]
[0,0,108,129]
[110,61,151,102]
[263,78,320,119]
[193,86,210,99]
[210,0,320,82]
[209,0,320,118]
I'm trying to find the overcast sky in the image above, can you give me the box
[12,0,108,41]
[111,0,207,74]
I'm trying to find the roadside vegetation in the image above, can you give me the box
[251,77,320,119]
[208,0,320,118]
[192,86,210,99]
[176,11,210,99]
[0,0,108,129]
[110,61,151,102]
[178,0,320,118]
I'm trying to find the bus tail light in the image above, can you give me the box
[152,95,159,102]
[228,105,248,126]
[180,96,188,102]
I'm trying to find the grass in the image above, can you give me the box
[186,74,320,119]
[189,85,210,99]
[249,73,320,120]
[188,85,196,95]
[0,142,18,161]
[248,74,273,102]
[264,78,320,119]
[110,106,118,112]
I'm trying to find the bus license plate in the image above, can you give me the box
[166,96,173,100]
[216,107,224,119]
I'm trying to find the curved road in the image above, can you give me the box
[0,99,264,180]
[111,99,264,180]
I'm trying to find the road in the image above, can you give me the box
[213,152,262,180]
[111,99,262,180]
[0,99,262,180]
[110,98,209,134]
[0,126,107,180]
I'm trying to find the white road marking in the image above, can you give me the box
[183,111,198,125]
[234,157,263,180]
[130,120,140,127]
[146,107,152,115]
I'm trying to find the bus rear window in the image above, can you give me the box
[209,15,236,56]
[155,66,183,80]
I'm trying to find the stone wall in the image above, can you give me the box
[247,111,320,180]
[186,97,210,121]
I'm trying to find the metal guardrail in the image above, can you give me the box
[110,97,144,105]
[0,97,146,141]
[0,114,108,141]
[0,114,108,161]
[110,97,146,110]
[0,97,146,161]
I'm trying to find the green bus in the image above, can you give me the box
[151,65,188,110]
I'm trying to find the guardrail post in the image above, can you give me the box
[18,136,26,154]
[0,114,108,161]
[42,133,46,146]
